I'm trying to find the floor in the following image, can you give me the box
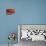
[19,40,46,46]
[0,40,46,46]
[0,44,18,46]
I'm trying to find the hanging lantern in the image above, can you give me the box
[6,8,15,15]
[8,32,16,46]
[8,32,16,41]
